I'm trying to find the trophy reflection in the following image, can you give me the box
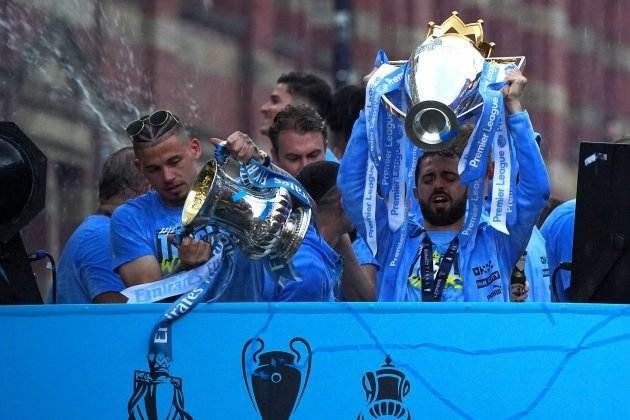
[242,337,312,420]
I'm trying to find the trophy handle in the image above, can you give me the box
[289,337,312,412]
[361,372,378,404]
[241,337,265,411]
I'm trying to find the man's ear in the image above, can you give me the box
[190,138,202,159]
[412,186,419,202]
[271,147,279,161]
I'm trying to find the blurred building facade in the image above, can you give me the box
[1,0,629,296]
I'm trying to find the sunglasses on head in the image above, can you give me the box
[125,110,182,142]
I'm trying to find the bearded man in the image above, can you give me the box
[338,69,550,301]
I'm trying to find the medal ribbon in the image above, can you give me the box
[419,235,459,302]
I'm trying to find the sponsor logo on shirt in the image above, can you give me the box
[472,260,494,276]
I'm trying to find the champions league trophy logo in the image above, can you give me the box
[242,337,312,420]
[380,10,524,151]
[357,356,411,420]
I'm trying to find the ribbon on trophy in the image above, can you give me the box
[458,61,516,244]
[364,52,407,256]
[128,233,236,419]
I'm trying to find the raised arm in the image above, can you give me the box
[497,70,551,268]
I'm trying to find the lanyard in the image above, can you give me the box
[420,234,459,302]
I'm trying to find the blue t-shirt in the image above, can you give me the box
[111,191,339,302]
[111,191,182,276]
[540,199,576,302]
[111,191,264,301]
[55,215,124,303]
[263,224,341,301]
[406,230,463,302]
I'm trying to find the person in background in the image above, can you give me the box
[540,199,576,302]
[268,104,329,177]
[295,161,375,301]
[55,147,149,303]
[259,71,336,161]
[325,84,366,160]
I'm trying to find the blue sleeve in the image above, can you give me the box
[268,225,341,302]
[337,111,390,243]
[540,201,575,302]
[78,228,125,299]
[496,111,551,269]
[352,236,379,267]
[524,227,551,302]
[110,204,154,271]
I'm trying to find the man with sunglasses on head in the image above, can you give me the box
[111,110,212,291]
[112,110,340,302]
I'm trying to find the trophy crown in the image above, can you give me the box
[426,10,494,58]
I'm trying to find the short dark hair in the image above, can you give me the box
[326,85,365,150]
[268,104,328,151]
[414,124,473,181]
[296,161,340,205]
[98,147,146,203]
[277,72,332,120]
[415,149,461,183]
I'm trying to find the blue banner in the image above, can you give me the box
[3,303,630,419]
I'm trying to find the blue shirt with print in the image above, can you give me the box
[111,191,338,302]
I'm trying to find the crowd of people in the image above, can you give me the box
[54,69,577,304]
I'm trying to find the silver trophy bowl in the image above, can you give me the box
[381,11,524,151]
[181,160,311,260]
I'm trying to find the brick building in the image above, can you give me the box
[1,0,629,296]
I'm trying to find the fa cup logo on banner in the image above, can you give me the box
[357,356,411,419]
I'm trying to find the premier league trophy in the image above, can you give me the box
[362,10,524,256]
[380,10,524,151]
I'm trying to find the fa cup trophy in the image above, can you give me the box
[180,158,312,261]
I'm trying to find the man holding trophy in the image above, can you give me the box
[111,110,340,303]
[338,11,550,302]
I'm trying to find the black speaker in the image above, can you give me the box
[571,142,630,303]
[0,122,47,304]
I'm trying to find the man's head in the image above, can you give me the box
[259,72,332,136]
[269,104,328,177]
[98,146,149,209]
[297,161,352,236]
[126,110,201,207]
[414,149,467,229]
[326,85,365,159]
